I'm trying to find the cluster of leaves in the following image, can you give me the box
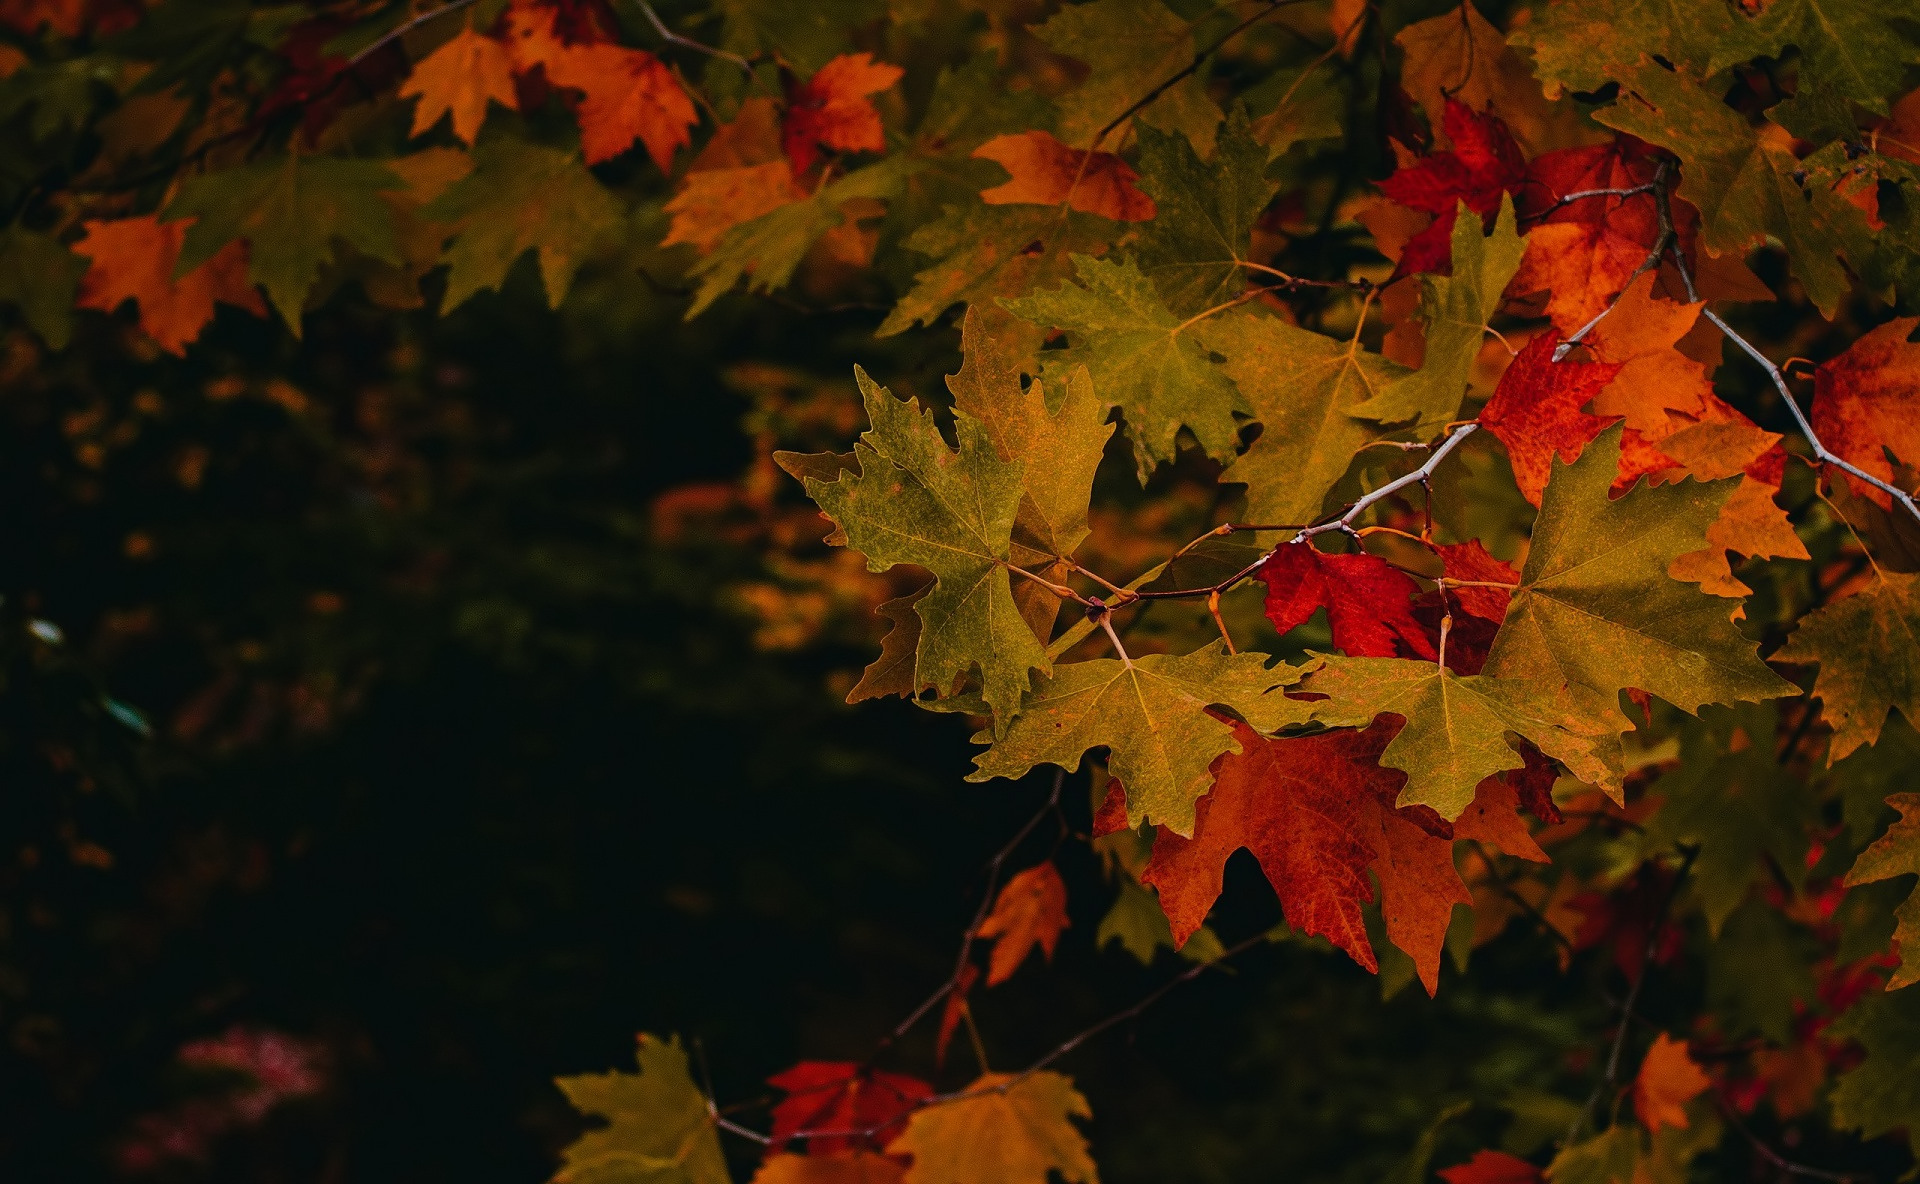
[6,0,1920,1181]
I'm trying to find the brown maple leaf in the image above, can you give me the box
[972,131,1155,222]
[977,862,1069,985]
[73,214,266,355]
[399,24,518,145]
[783,53,903,174]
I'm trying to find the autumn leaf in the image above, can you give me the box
[753,1152,906,1184]
[0,226,84,348]
[769,1062,933,1152]
[1033,0,1220,153]
[972,131,1153,222]
[552,1033,730,1184]
[783,52,902,174]
[1843,792,1920,990]
[1483,425,1795,771]
[878,202,1112,338]
[1633,1033,1711,1132]
[1512,137,1670,337]
[1478,334,1624,506]
[1439,1149,1543,1184]
[1509,0,1735,98]
[1395,2,1575,154]
[888,1072,1096,1184]
[665,161,805,254]
[964,643,1310,836]
[1132,109,1276,315]
[1584,273,1718,438]
[547,43,698,169]
[1377,100,1528,280]
[978,862,1070,985]
[1829,986,1920,1143]
[73,213,265,354]
[1257,542,1436,660]
[1808,316,1920,511]
[1776,571,1920,763]
[1713,0,1920,110]
[399,24,517,146]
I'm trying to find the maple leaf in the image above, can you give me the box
[1395,3,1577,154]
[887,1071,1096,1184]
[1256,542,1436,660]
[1713,0,1920,111]
[878,202,1110,338]
[972,131,1154,223]
[788,366,1048,728]
[72,214,265,354]
[978,862,1070,985]
[545,43,698,170]
[934,961,979,1068]
[1433,539,1518,624]
[768,1062,933,1152]
[1829,986,1920,1143]
[1190,308,1406,527]
[552,1033,729,1184]
[1132,109,1277,316]
[1483,425,1794,769]
[1356,196,1526,427]
[664,161,805,254]
[1843,792,1920,990]
[1033,0,1221,153]
[1808,316,1920,512]
[1005,255,1247,480]
[1294,655,1608,821]
[1633,1033,1712,1133]
[1143,722,1387,967]
[1378,100,1528,280]
[846,592,925,703]
[1597,63,1871,319]
[399,25,517,146]
[753,1151,906,1184]
[166,154,402,334]
[1512,137,1669,337]
[426,133,624,310]
[1583,274,1717,438]
[783,52,902,174]
[1776,571,1920,763]
[1439,1150,1543,1184]
[1508,0,1734,98]
[964,643,1309,836]
[0,227,84,348]
[1478,334,1624,507]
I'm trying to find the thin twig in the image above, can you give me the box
[1712,1088,1859,1182]
[633,0,753,70]
[347,0,484,69]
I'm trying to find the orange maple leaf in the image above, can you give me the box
[752,1151,906,1184]
[972,131,1156,222]
[0,0,85,37]
[73,214,266,355]
[1479,334,1625,505]
[1586,274,1718,437]
[664,99,803,253]
[399,25,518,145]
[977,861,1069,986]
[1512,137,1670,336]
[546,43,698,169]
[1810,315,1920,510]
[1633,1032,1711,1132]
[783,52,903,174]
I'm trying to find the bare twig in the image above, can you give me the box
[1712,1088,1859,1182]
[633,0,753,70]
[347,0,484,69]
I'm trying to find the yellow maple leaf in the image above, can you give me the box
[888,1072,1097,1184]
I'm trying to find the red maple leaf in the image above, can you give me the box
[1479,334,1624,505]
[1258,542,1437,659]
[1410,539,1520,674]
[782,53,904,174]
[933,961,980,1069]
[1438,1150,1544,1184]
[1377,100,1528,278]
[767,1061,933,1154]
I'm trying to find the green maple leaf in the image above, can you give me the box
[878,202,1111,337]
[1596,63,1872,318]
[1005,255,1248,480]
[1711,0,1919,111]
[1776,569,1920,763]
[1033,0,1222,154]
[0,228,84,349]
[168,153,402,333]
[1482,425,1794,764]
[1098,876,1224,965]
[713,0,881,73]
[552,1033,729,1184]
[945,308,1113,562]
[1844,792,1920,990]
[1547,1126,1642,1184]
[423,135,624,313]
[1294,655,1616,821]
[965,644,1309,836]
[1831,986,1920,1141]
[1640,704,1815,934]
[1353,197,1525,426]
[1708,900,1816,1043]
[687,157,916,317]
[1133,108,1277,317]
[1191,308,1406,527]
[1507,0,1738,97]
[790,367,1049,729]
